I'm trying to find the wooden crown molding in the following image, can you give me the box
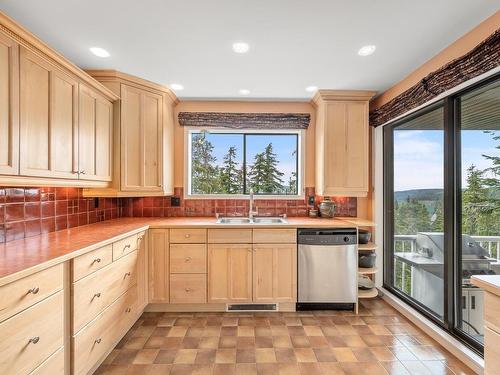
[311,90,377,106]
[0,11,119,101]
[85,70,179,104]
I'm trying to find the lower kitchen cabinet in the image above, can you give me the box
[208,244,253,303]
[149,229,170,303]
[253,244,297,302]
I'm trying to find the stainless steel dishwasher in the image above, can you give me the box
[297,228,358,310]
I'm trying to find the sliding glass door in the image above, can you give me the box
[384,73,500,352]
[457,79,500,345]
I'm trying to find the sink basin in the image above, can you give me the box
[215,217,287,224]
[215,217,252,224]
[252,217,287,224]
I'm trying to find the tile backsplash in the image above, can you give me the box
[0,187,120,244]
[121,187,357,218]
[0,186,357,244]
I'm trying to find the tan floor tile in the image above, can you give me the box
[216,349,237,363]
[124,336,149,350]
[169,326,188,337]
[272,326,290,336]
[313,347,337,362]
[198,336,219,349]
[370,347,397,361]
[145,364,173,375]
[303,326,324,336]
[203,326,221,337]
[278,363,301,375]
[340,361,387,375]
[174,349,197,364]
[235,363,258,375]
[195,349,216,364]
[331,348,357,362]
[213,363,235,375]
[238,337,256,349]
[294,348,316,362]
[275,348,297,363]
[335,325,356,335]
[308,336,329,348]
[342,335,367,348]
[219,336,237,349]
[221,326,238,336]
[351,347,377,362]
[368,324,393,335]
[112,349,139,365]
[298,362,323,375]
[154,349,177,364]
[161,337,183,349]
[236,349,256,363]
[319,362,345,375]
[380,361,411,375]
[133,349,160,364]
[256,363,279,374]
[291,336,310,348]
[238,326,256,336]
[102,349,120,365]
[273,336,293,348]
[256,348,277,363]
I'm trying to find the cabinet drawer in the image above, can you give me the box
[0,263,63,323]
[137,231,146,248]
[72,244,112,282]
[73,287,138,375]
[170,244,207,273]
[170,229,206,243]
[72,251,137,333]
[170,274,207,303]
[253,229,296,244]
[30,347,64,375]
[0,291,63,375]
[112,234,138,260]
[208,229,252,243]
[485,326,500,375]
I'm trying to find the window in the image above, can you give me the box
[383,73,500,353]
[186,130,302,196]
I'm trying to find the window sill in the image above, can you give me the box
[184,194,305,200]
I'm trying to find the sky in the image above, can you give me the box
[192,132,298,183]
[393,129,498,191]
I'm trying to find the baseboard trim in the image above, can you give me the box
[145,302,297,312]
[380,287,484,374]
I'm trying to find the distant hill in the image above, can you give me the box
[395,189,443,203]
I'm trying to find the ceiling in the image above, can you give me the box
[0,0,498,100]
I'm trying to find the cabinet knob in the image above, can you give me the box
[28,336,40,344]
[126,307,132,313]
[92,258,101,264]
[80,170,86,175]
[124,272,131,277]
[185,234,190,238]
[28,287,40,294]
[185,288,192,293]
[123,244,131,252]
[95,338,102,344]
[185,257,192,262]
[93,292,101,299]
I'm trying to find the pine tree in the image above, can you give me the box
[394,196,432,235]
[462,165,493,236]
[287,172,297,195]
[247,143,285,194]
[191,133,219,194]
[219,146,243,194]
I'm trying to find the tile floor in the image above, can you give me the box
[96,299,475,375]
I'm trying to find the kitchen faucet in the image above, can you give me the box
[248,189,258,220]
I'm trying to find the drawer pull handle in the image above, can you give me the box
[28,287,40,294]
[185,257,192,262]
[185,288,192,292]
[29,336,40,344]
[124,272,131,277]
[185,234,190,238]
[93,292,101,299]
[92,258,101,264]
[126,307,132,313]
[123,244,131,252]
[95,338,102,344]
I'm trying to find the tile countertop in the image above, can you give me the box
[0,216,374,285]
[471,275,500,297]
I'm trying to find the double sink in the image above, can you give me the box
[215,217,288,225]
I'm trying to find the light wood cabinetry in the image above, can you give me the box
[313,90,375,197]
[149,229,170,303]
[253,244,297,302]
[171,228,207,243]
[83,70,177,197]
[30,347,64,375]
[0,291,64,375]
[208,229,252,244]
[0,12,118,186]
[0,31,19,175]
[136,231,148,311]
[72,244,113,282]
[208,244,253,303]
[170,274,207,303]
[112,233,138,260]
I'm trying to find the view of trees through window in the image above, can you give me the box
[189,131,299,195]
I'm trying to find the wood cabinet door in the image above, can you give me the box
[148,229,169,303]
[142,90,163,191]
[253,244,296,302]
[0,32,19,175]
[78,83,112,181]
[121,84,163,191]
[208,244,252,303]
[345,101,369,192]
[20,47,78,178]
[136,232,148,311]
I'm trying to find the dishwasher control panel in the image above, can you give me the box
[297,228,357,246]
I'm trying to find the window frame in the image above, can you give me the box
[184,128,305,199]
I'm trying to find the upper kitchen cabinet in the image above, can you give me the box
[0,31,19,175]
[83,70,177,197]
[0,12,118,186]
[313,90,375,197]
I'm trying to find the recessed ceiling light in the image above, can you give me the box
[239,89,251,95]
[358,45,376,56]
[169,83,184,91]
[305,86,318,93]
[89,47,110,58]
[232,42,250,54]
